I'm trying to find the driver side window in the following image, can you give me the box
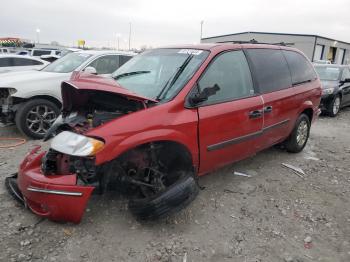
[88,55,120,74]
[342,68,350,81]
[198,50,254,104]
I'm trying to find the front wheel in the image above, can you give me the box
[328,95,341,117]
[15,99,60,139]
[285,114,311,153]
[129,171,199,220]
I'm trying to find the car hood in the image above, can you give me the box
[0,70,71,99]
[62,73,157,111]
[0,70,69,87]
[320,80,339,89]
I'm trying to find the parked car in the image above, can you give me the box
[0,55,49,74]
[314,64,350,116]
[0,50,135,138]
[30,48,61,57]
[16,50,31,56]
[5,44,321,223]
[40,48,82,63]
[0,48,12,54]
[313,60,332,64]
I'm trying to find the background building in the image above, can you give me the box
[201,31,350,64]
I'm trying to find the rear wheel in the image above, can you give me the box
[328,95,341,117]
[285,114,310,153]
[15,99,60,139]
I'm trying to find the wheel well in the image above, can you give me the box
[301,108,313,122]
[99,141,195,194]
[28,95,62,109]
[117,141,194,172]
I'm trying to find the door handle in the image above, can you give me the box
[264,106,273,113]
[249,110,263,119]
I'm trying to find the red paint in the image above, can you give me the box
[18,152,94,223]
[15,44,321,223]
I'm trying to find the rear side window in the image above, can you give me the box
[245,49,292,93]
[0,58,13,67]
[13,58,43,66]
[120,55,132,66]
[342,68,350,80]
[283,50,316,85]
[32,50,51,56]
[198,50,255,104]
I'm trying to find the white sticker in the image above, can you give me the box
[178,49,203,55]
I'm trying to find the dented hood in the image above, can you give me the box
[61,73,157,111]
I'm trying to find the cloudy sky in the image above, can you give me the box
[1,0,349,49]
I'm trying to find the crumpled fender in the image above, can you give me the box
[94,128,199,168]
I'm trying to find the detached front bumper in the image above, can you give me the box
[5,147,95,223]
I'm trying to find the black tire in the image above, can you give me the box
[129,173,199,220]
[285,114,311,153]
[327,95,341,117]
[15,99,60,139]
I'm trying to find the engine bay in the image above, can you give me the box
[44,90,146,140]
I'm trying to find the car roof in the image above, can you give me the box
[76,50,136,56]
[157,43,301,53]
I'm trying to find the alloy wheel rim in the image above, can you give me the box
[296,120,308,147]
[333,97,340,115]
[26,105,57,135]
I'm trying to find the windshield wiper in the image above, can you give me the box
[113,70,150,80]
[156,54,194,100]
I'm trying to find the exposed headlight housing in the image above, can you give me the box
[50,131,104,156]
[322,87,334,95]
[0,87,17,98]
[8,88,17,95]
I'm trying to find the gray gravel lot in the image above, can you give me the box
[0,109,350,262]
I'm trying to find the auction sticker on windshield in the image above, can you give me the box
[178,49,203,55]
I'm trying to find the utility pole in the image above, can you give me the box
[128,22,131,50]
[116,33,121,50]
[200,20,204,42]
[36,28,40,44]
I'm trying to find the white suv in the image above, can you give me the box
[0,50,135,138]
[0,55,49,74]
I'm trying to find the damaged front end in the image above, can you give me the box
[6,79,156,223]
[0,88,18,124]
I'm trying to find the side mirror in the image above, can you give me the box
[84,66,97,74]
[189,83,220,106]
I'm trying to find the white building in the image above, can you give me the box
[201,31,350,64]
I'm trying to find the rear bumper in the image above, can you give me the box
[6,146,94,223]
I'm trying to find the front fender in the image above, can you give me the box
[95,128,198,168]
[12,91,62,102]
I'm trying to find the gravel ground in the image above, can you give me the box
[0,108,349,262]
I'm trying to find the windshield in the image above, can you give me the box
[112,48,209,100]
[42,53,92,73]
[314,66,341,81]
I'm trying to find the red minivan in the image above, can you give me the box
[6,44,322,223]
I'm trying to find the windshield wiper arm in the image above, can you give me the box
[113,70,150,80]
[156,54,194,100]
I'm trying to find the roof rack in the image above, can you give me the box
[218,39,295,46]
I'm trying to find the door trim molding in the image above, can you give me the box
[207,119,290,151]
